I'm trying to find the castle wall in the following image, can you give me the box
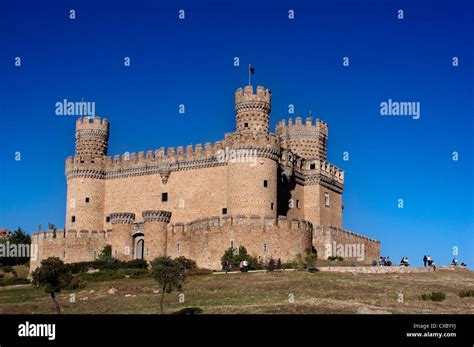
[30,230,107,272]
[103,165,228,227]
[313,226,380,264]
[166,215,312,269]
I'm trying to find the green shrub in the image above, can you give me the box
[458,289,474,298]
[122,259,148,269]
[175,256,197,270]
[328,256,344,261]
[0,277,30,287]
[420,292,446,302]
[220,246,259,271]
[430,292,446,302]
[3,265,13,273]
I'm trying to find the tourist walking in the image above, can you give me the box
[423,255,427,267]
[243,259,249,272]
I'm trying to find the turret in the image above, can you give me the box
[75,116,109,159]
[276,116,328,160]
[235,85,271,134]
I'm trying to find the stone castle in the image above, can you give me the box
[30,84,380,271]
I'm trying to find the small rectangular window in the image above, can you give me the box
[106,216,110,223]
[177,243,180,251]
[244,122,249,128]
[324,193,330,207]
[222,208,227,215]
[162,192,168,202]
[71,216,76,223]
[263,243,267,253]
[85,197,90,203]
[263,180,268,188]
[270,202,274,210]
[296,200,300,208]
[310,163,316,170]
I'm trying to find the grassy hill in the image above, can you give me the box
[0,267,473,314]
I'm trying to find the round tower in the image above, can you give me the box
[235,85,271,134]
[110,212,135,261]
[75,116,109,159]
[142,210,172,260]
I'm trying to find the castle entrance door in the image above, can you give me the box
[134,237,144,260]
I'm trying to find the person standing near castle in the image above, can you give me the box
[423,255,427,267]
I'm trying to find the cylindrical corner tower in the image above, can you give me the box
[142,210,172,260]
[235,85,271,134]
[75,116,109,159]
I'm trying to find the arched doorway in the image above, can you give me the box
[134,236,145,260]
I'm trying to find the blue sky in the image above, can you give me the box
[0,0,473,266]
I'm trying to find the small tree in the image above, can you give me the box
[31,257,72,314]
[220,246,259,270]
[151,257,186,314]
[98,244,112,261]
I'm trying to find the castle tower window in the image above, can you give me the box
[230,240,234,249]
[270,202,274,210]
[324,193,330,207]
[71,216,76,223]
[85,197,90,203]
[93,251,97,259]
[263,180,268,188]
[63,250,66,258]
[106,216,110,223]
[244,122,249,128]
[263,243,268,254]
[162,192,168,202]
[146,247,150,256]
[310,163,316,170]
[222,208,227,215]
[296,200,300,208]
[177,243,180,251]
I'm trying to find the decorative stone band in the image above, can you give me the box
[277,128,326,141]
[235,100,271,113]
[110,212,135,224]
[303,173,344,193]
[66,146,281,180]
[76,129,109,140]
[142,210,172,223]
[66,168,106,179]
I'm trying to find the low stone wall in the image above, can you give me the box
[313,226,380,264]
[317,266,430,274]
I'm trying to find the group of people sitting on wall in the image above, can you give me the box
[450,258,468,268]
[399,257,409,266]
[379,256,392,266]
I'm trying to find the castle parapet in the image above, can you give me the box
[110,212,135,224]
[142,210,172,223]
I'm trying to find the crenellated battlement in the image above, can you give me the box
[275,116,328,136]
[235,85,271,106]
[110,212,136,224]
[76,116,109,131]
[169,214,313,234]
[142,210,172,223]
[303,160,345,185]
